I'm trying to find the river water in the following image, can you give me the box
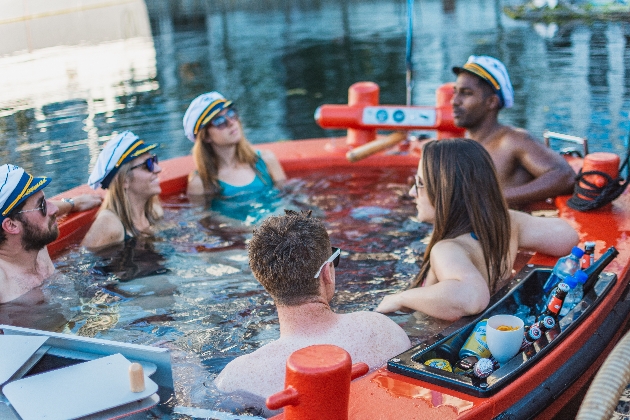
[1,1,629,418]
[0,0,629,195]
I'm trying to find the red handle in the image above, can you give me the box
[351,362,369,380]
[266,386,300,410]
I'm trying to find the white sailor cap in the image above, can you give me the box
[88,131,158,190]
[183,91,233,142]
[453,55,514,109]
[0,164,51,222]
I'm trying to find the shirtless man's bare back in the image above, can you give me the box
[214,211,410,414]
[451,56,575,207]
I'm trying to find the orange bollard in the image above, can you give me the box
[347,82,379,147]
[581,152,620,189]
[577,152,620,205]
[267,344,369,420]
[435,82,465,139]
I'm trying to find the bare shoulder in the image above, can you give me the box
[215,343,286,395]
[345,311,409,338]
[257,149,287,184]
[153,200,164,218]
[81,210,125,249]
[429,238,488,286]
[258,148,276,160]
[187,171,204,195]
[430,238,471,260]
[500,126,546,150]
[214,353,255,392]
[342,311,411,355]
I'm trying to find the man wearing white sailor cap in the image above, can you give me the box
[0,165,101,303]
[451,55,575,207]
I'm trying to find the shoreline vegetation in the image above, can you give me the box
[504,1,630,21]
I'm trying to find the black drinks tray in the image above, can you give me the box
[387,263,617,397]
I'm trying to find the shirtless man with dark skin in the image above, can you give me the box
[452,56,575,207]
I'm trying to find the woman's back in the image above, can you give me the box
[375,139,578,321]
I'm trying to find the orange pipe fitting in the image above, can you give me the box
[314,82,464,146]
[267,344,369,420]
[348,82,379,146]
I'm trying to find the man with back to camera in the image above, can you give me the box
[214,210,411,409]
[0,164,102,303]
[451,55,575,207]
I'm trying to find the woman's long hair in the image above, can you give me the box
[192,122,260,194]
[102,161,161,239]
[410,139,511,294]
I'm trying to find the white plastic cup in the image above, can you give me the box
[486,314,525,365]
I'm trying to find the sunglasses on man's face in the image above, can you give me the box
[130,155,159,173]
[313,247,341,278]
[209,108,239,129]
[15,197,47,217]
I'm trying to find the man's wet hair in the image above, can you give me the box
[248,209,331,306]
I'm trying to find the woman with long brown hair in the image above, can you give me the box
[183,92,286,197]
[82,131,163,250]
[376,139,578,321]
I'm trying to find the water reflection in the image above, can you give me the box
[0,1,629,197]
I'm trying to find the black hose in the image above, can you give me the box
[567,153,630,211]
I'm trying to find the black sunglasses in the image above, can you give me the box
[331,247,341,267]
[130,155,159,173]
[209,108,239,129]
[314,247,341,278]
[15,197,47,217]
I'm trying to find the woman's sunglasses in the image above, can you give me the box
[15,198,47,217]
[209,108,239,129]
[413,175,425,192]
[313,247,341,278]
[130,155,159,173]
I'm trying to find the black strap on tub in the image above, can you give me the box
[567,152,630,211]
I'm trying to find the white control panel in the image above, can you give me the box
[362,106,437,127]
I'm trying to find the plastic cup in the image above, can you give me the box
[486,315,525,365]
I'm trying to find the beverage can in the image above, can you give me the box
[459,319,491,359]
[424,358,453,372]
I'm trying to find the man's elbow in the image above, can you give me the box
[558,166,577,195]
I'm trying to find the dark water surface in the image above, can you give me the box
[0,0,629,195]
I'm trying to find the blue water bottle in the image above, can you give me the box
[559,270,588,316]
[543,246,585,294]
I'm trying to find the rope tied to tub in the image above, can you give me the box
[567,152,630,211]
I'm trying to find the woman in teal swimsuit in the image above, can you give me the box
[183,92,286,197]
[375,139,579,321]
